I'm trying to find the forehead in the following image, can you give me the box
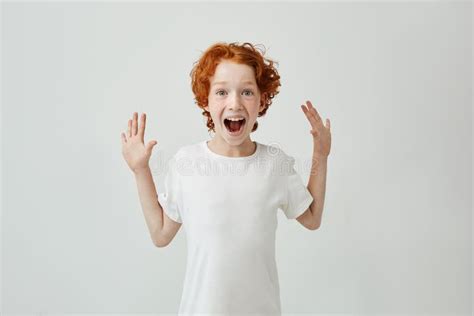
[210,61,257,85]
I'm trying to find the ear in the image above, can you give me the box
[259,93,267,111]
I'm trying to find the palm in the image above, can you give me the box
[121,112,157,173]
[300,100,332,157]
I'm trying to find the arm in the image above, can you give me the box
[134,166,181,247]
[298,100,332,230]
[306,154,328,229]
[122,112,181,247]
[134,166,163,245]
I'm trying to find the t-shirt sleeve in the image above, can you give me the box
[279,156,314,219]
[157,156,183,223]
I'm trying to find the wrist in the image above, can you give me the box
[133,166,151,176]
[312,153,328,161]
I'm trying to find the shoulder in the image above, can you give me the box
[257,142,296,177]
[173,141,205,159]
[171,141,208,174]
[162,142,202,178]
[258,142,294,163]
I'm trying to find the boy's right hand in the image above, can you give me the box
[121,112,158,174]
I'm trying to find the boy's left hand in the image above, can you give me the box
[300,100,331,158]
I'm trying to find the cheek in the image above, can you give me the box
[249,106,261,118]
[208,108,224,123]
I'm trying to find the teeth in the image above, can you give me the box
[226,117,245,122]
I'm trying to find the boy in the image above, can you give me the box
[121,42,331,315]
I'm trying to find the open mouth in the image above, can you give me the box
[223,118,246,135]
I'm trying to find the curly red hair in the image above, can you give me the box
[189,42,281,133]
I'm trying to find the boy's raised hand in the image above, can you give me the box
[121,112,158,174]
[300,100,331,158]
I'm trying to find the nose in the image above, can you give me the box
[228,93,244,111]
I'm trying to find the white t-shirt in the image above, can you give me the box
[157,140,313,315]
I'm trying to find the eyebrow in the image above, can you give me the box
[211,80,256,86]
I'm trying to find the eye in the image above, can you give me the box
[215,89,254,96]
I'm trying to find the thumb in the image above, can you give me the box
[146,140,158,154]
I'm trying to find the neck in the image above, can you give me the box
[207,136,256,157]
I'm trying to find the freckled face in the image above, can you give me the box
[205,60,265,145]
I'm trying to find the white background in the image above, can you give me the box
[2,1,472,315]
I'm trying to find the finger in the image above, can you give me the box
[138,113,146,142]
[121,132,127,144]
[128,119,132,138]
[306,100,323,125]
[326,118,331,130]
[300,105,313,125]
[132,112,138,136]
[300,104,309,115]
[146,140,158,154]
[300,104,318,133]
[301,103,320,130]
[310,129,319,136]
